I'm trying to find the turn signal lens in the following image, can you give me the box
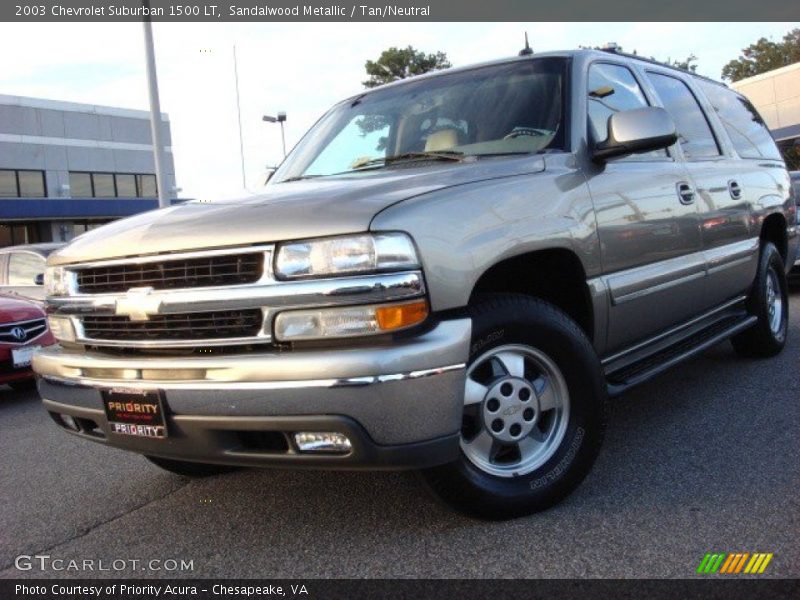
[273,300,428,341]
[375,301,428,331]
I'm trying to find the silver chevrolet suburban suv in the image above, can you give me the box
[34,49,796,519]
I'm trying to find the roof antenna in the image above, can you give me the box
[519,32,533,56]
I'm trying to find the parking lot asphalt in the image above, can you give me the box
[1,297,798,580]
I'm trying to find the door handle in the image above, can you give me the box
[728,180,742,200]
[677,182,695,205]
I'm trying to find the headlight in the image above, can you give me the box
[274,233,419,279]
[43,266,71,297]
[274,300,428,341]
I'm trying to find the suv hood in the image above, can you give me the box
[50,157,544,266]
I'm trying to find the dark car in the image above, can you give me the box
[791,172,800,272]
[0,243,64,302]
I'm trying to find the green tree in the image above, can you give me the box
[582,45,698,73]
[722,28,800,82]
[363,46,451,88]
[667,54,698,73]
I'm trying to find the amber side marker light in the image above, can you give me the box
[375,300,429,331]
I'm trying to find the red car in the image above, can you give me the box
[1,296,55,390]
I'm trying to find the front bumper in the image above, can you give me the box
[34,319,471,470]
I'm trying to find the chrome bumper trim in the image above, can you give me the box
[33,319,473,387]
[40,363,466,391]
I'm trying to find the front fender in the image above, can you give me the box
[370,165,599,311]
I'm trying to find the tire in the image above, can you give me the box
[9,379,37,391]
[421,294,607,519]
[731,242,788,358]
[145,456,239,477]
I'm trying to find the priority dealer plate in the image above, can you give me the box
[102,388,167,439]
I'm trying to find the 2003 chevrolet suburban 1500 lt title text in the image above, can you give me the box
[34,49,796,518]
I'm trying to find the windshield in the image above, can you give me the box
[273,57,567,182]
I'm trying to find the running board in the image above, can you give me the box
[605,315,758,396]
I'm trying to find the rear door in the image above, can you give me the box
[585,62,704,353]
[645,71,757,308]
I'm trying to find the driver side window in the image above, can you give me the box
[587,63,666,157]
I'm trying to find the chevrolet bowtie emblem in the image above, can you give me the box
[115,287,162,321]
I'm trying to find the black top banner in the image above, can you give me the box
[3,0,800,22]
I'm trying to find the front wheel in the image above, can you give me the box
[421,294,607,519]
[731,242,788,358]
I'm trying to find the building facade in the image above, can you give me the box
[731,62,800,169]
[0,94,177,248]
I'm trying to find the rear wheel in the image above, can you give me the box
[421,294,607,519]
[145,456,238,477]
[732,242,788,358]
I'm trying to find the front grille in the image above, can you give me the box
[81,309,264,342]
[0,319,47,344]
[75,252,264,294]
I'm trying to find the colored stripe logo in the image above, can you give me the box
[697,552,773,574]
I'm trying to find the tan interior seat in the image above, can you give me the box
[424,129,460,152]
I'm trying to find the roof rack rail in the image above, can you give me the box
[596,46,727,87]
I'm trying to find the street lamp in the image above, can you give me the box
[263,112,287,157]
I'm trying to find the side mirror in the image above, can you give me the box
[34,273,45,286]
[593,107,677,162]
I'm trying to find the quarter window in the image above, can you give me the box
[646,72,720,159]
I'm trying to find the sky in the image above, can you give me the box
[0,22,796,200]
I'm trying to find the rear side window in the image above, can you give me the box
[646,72,720,160]
[697,81,782,160]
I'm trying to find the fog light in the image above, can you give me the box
[47,316,76,342]
[61,414,79,431]
[294,432,352,454]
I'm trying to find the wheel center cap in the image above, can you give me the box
[482,377,538,443]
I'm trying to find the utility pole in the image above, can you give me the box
[142,2,170,208]
[233,45,247,189]
[263,112,287,157]
[278,112,287,157]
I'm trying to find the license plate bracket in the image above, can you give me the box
[102,388,167,439]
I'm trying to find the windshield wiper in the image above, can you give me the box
[281,174,324,183]
[351,150,465,170]
[473,151,535,157]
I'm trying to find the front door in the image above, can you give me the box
[584,62,704,353]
